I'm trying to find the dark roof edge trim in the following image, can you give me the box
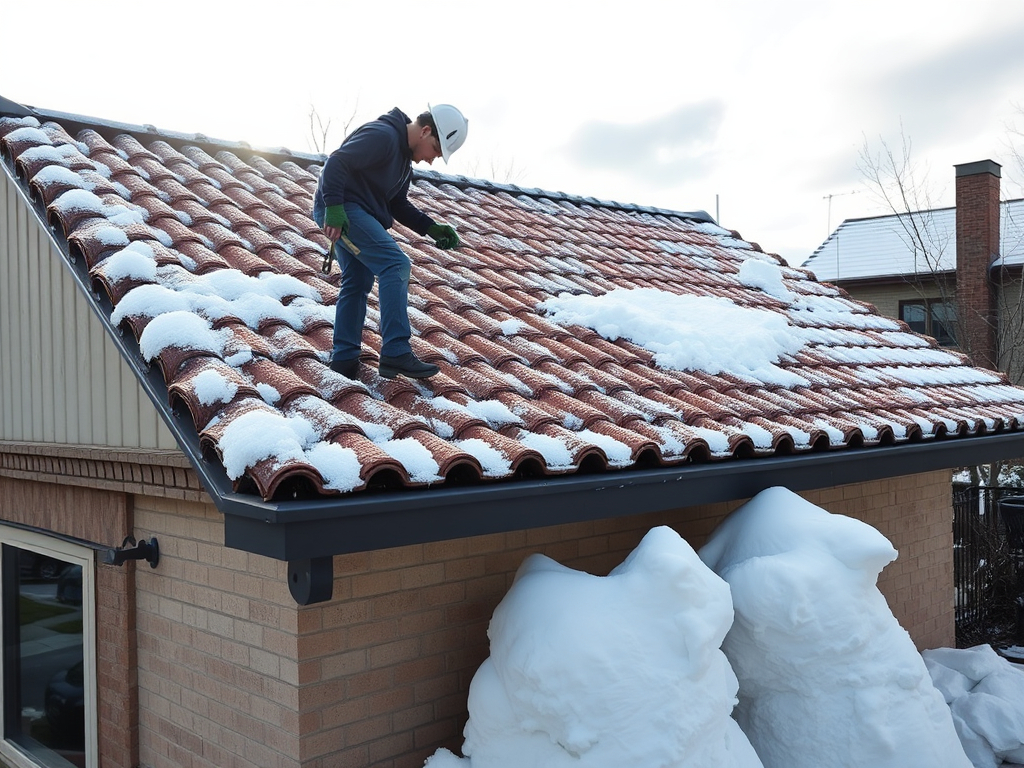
[412,169,716,223]
[223,430,1024,560]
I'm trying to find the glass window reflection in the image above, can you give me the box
[5,547,85,768]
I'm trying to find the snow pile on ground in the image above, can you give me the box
[424,487,1024,768]
[425,526,762,768]
[699,487,972,768]
[924,644,1024,768]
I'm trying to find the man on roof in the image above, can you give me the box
[313,104,468,379]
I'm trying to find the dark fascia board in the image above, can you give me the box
[223,431,1024,560]
[6,116,1024,563]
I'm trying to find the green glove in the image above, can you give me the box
[324,204,349,235]
[427,223,460,250]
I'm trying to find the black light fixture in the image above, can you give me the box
[103,536,159,568]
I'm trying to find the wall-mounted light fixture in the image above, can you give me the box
[103,536,159,568]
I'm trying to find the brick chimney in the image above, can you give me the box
[955,159,1001,369]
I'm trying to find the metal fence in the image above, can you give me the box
[952,485,1021,647]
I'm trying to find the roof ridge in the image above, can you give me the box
[411,168,715,223]
[807,197,1024,263]
[0,93,715,225]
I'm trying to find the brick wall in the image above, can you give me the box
[125,469,955,768]
[131,496,301,768]
[2,465,956,768]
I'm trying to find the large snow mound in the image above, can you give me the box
[699,487,971,768]
[429,526,763,767]
[924,644,1024,768]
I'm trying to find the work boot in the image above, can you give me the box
[378,353,439,379]
[329,357,360,379]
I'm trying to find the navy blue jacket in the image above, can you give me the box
[314,108,434,236]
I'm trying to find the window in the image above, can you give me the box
[0,529,96,768]
[899,299,957,347]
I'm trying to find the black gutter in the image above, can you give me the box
[223,430,1024,561]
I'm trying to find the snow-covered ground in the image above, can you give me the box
[425,487,1024,768]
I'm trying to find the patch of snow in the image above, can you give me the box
[518,431,575,470]
[192,369,238,406]
[737,421,774,449]
[110,264,323,335]
[304,441,363,493]
[688,424,733,456]
[562,413,584,430]
[137,311,230,362]
[498,317,526,335]
[428,418,456,439]
[541,288,808,387]
[465,399,523,427]
[31,165,94,192]
[217,407,317,480]
[51,188,146,226]
[577,429,632,466]
[6,126,51,145]
[649,424,687,456]
[738,258,795,302]
[101,242,158,282]
[454,438,513,477]
[812,419,847,446]
[93,225,131,247]
[924,645,1024,768]
[380,438,441,484]
[256,383,280,405]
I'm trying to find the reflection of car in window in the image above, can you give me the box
[20,554,69,582]
[56,567,82,605]
[44,659,85,745]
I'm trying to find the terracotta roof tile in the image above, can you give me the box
[8,115,1024,501]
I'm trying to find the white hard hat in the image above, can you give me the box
[429,103,468,163]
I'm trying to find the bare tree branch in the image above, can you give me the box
[858,123,1024,486]
[307,98,361,155]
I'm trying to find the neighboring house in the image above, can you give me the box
[4,97,1024,768]
[804,160,1024,379]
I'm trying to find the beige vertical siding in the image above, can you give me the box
[1,165,176,449]
[838,279,945,320]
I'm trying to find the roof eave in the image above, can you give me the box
[221,430,1024,562]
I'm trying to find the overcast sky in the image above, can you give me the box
[4,0,1024,266]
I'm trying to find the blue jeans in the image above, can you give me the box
[312,201,412,360]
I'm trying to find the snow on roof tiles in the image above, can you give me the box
[804,199,1024,282]
[5,113,1024,502]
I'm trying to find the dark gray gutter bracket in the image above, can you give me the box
[5,101,1023,604]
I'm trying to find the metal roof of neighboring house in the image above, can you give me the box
[804,199,1024,283]
[6,100,1024,593]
